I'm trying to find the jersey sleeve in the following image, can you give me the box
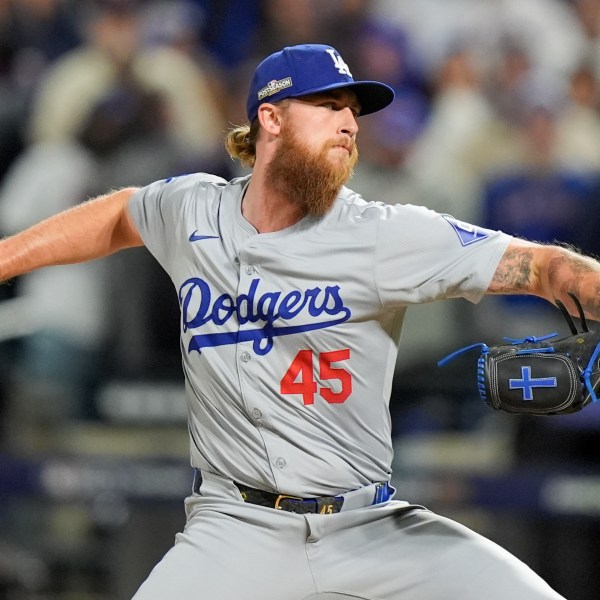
[375,203,512,307]
[127,173,226,270]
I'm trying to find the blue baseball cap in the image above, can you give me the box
[246,44,395,122]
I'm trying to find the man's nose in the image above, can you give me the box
[339,107,359,137]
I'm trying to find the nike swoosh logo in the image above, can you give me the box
[189,231,220,242]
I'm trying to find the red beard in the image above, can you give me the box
[265,123,359,218]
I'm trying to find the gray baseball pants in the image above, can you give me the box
[132,472,565,600]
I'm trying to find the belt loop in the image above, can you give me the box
[192,469,203,494]
[373,482,395,504]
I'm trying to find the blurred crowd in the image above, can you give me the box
[0,0,600,434]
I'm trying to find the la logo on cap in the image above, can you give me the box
[326,48,352,76]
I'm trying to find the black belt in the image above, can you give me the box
[236,483,345,514]
[193,471,392,515]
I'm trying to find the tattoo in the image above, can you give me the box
[490,247,534,293]
[547,253,600,318]
[491,241,600,320]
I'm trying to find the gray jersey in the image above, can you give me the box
[128,173,511,497]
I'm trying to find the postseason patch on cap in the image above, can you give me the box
[442,215,492,246]
[258,77,293,100]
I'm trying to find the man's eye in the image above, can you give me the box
[318,101,359,116]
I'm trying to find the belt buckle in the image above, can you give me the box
[274,494,303,510]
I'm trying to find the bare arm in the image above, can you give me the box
[488,238,600,319]
[0,187,143,282]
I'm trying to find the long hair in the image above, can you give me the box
[225,100,292,168]
[224,119,260,168]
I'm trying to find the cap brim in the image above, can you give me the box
[288,80,395,116]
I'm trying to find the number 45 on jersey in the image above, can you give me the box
[280,349,352,405]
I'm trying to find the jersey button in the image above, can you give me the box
[245,265,255,275]
[275,458,286,469]
[240,351,251,362]
[251,408,262,419]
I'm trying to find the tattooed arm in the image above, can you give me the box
[488,238,600,320]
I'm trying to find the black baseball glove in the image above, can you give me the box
[438,293,600,415]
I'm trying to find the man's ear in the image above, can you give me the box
[257,103,283,135]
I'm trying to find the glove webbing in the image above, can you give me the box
[554,293,599,404]
[584,340,600,403]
